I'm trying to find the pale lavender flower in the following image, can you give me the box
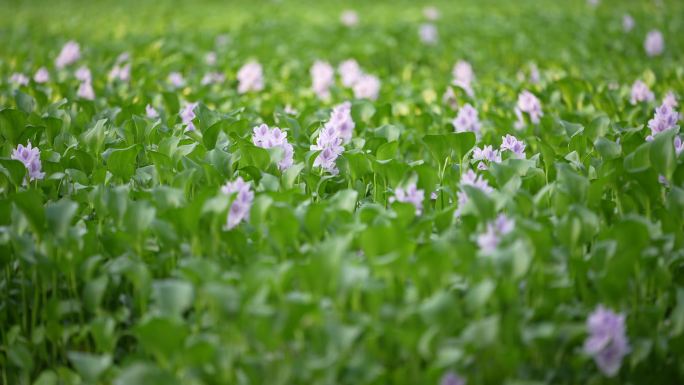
[452,61,474,97]
[9,73,29,87]
[663,91,678,108]
[146,104,159,119]
[284,104,298,115]
[430,191,438,200]
[237,61,264,94]
[587,0,599,6]
[529,63,540,84]
[251,124,294,170]
[477,213,514,253]
[313,146,341,175]
[340,10,359,27]
[514,90,543,128]
[630,80,654,105]
[423,6,440,21]
[75,66,92,82]
[443,87,458,110]
[167,72,185,88]
[675,136,683,156]
[11,141,45,181]
[353,74,381,101]
[440,372,465,385]
[584,305,630,377]
[339,59,363,88]
[33,67,49,83]
[646,103,679,140]
[500,134,526,158]
[201,71,226,86]
[644,30,664,57]
[390,182,425,215]
[460,169,493,194]
[472,145,501,170]
[452,103,481,134]
[55,41,81,69]
[658,174,669,187]
[205,51,217,66]
[109,63,131,82]
[221,177,254,230]
[311,60,335,100]
[622,14,635,32]
[215,34,230,47]
[77,81,95,100]
[115,52,130,64]
[325,101,355,143]
[419,23,439,45]
[180,102,198,131]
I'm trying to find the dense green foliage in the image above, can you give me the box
[1,0,684,384]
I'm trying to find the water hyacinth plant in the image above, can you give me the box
[0,0,684,384]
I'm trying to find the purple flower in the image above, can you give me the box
[115,52,130,64]
[674,136,683,156]
[237,61,264,94]
[340,10,359,27]
[201,72,225,86]
[55,41,81,69]
[9,73,29,87]
[515,90,543,128]
[440,371,466,385]
[311,102,354,174]
[339,59,363,88]
[630,80,654,105]
[419,23,439,45]
[477,213,514,253]
[353,74,381,101]
[75,66,92,82]
[77,81,95,100]
[221,177,254,230]
[452,103,481,135]
[646,103,679,140]
[33,67,49,84]
[284,104,298,115]
[472,145,501,170]
[311,60,335,100]
[167,72,185,88]
[584,305,630,377]
[390,182,425,215]
[11,141,45,181]
[500,134,526,158]
[325,101,355,143]
[423,6,440,21]
[461,169,493,194]
[443,87,458,110]
[313,146,341,175]
[146,104,159,119]
[528,63,540,84]
[205,51,217,66]
[452,61,474,97]
[109,63,131,83]
[622,14,635,32]
[180,102,198,131]
[644,30,664,57]
[251,124,295,170]
[663,91,678,108]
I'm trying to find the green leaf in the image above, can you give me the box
[152,279,194,317]
[67,352,112,383]
[104,144,140,180]
[649,129,677,179]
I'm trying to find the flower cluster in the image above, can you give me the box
[55,40,81,69]
[419,23,438,45]
[663,91,678,108]
[108,53,131,83]
[11,141,45,181]
[34,67,49,83]
[455,169,493,217]
[338,59,380,100]
[472,145,501,170]
[646,103,679,141]
[10,73,29,87]
[452,103,481,135]
[390,182,425,215]
[644,29,664,57]
[500,134,526,158]
[311,102,354,174]
[168,72,185,88]
[221,177,254,230]
[201,71,226,86]
[440,371,466,385]
[310,60,335,100]
[477,214,515,254]
[423,6,440,21]
[252,124,294,170]
[452,60,475,96]
[205,51,217,66]
[237,61,264,94]
[340,10,359,27]
[180,102,198,131]
[339,59,363,88]
[584,305,630,377]
[514,90,543,128]
[622,14,635,32]
[630,80,654,105]
[146,104,159,119]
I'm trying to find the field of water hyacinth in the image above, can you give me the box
[1,0,684,384]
